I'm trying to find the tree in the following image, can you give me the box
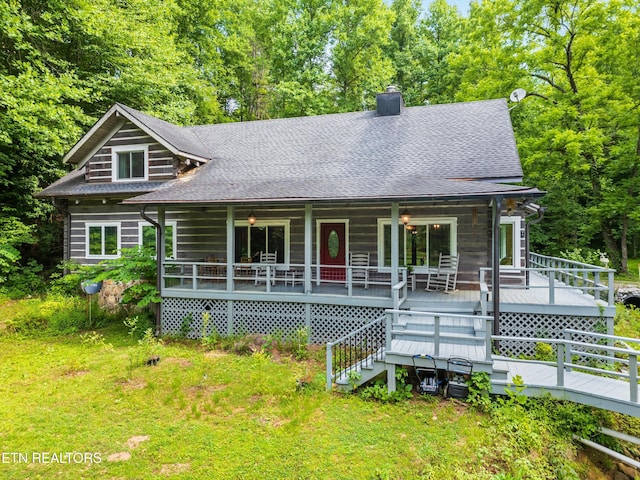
[414,0,465,105]
[329,0,395,111]
[451,0,640,270]
[264,0,335,117]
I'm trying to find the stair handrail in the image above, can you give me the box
[492,330,640,403]
[326,315,386,390]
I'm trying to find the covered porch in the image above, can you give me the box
[160,252,615,315]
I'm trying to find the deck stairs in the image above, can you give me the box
[334,310,501,390]
[330,315,640,417]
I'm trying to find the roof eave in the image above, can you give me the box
[65,104,211,168]
[120,188,545,206]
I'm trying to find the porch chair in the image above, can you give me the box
[425,253,459,292]
[255,251,277,286]
[349,252,370,289]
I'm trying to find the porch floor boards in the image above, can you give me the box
[388,339,487,363]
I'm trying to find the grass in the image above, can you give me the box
[0,321,601,479]
[1,293,629,479]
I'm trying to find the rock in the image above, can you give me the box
[617,462,639,480]
[616,286,640,305]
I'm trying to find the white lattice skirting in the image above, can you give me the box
[162,298,609,351]
[497,311,608,357]
[161,297,385,344]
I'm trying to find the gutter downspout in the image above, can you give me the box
[140,205,164,336]
[492,196,503,339]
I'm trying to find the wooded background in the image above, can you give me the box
[0,0,638,292]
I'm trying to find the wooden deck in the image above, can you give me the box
[331,312,639,417]
[491,359,640,417]
[384,339,640,416]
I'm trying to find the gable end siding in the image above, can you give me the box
[85,122,176,183]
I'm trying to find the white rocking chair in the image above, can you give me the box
[426,253,459,292]
[255,251,277,286]
[349,252,370,289]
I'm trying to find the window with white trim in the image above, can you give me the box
[112,145,148,181]
[378,218,457,269]
[234,220,290,264]
[500,216,522,268]
[139,221,177,259]
[86,223,120,258]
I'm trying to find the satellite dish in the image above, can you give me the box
[510,88,527,103]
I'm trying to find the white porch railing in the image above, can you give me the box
[491,330,640,404]
[479,252,615,313]
[162,260,407,301]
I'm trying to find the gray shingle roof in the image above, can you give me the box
[41,98,542,203]
[36,166,166,198]
[115,104,210,160]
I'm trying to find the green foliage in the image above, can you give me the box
[179,312,194,339]
[558,248,606,267]
[93,247,160,308]
[0,217,46,297]
[3,294,120,337]
[358,367,413,403]
[467,371,492,411]
[534,342,555,362]
[346,370,362,391]
[124,315,164,377]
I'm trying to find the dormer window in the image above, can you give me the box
[113,145,148,181]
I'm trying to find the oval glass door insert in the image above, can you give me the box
[328,230,340,258]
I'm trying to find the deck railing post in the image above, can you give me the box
[392,286,398,311]
[582,270,588,295]
[347,267,353,296]
[594,271,600,299]
[557,343,565,387]
[548,271,555,305]
[326,343,333,390]
[485,318,493,362]
[385,312,393,351]
[608,270,615,306]
[192,263,198,290]
[265,266,272,293]
[564,330,573,372]
[630,354,638,403]
[434,315,440,357]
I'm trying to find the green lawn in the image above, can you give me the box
[0,298,616,479]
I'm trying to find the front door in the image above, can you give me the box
[320,222,346,282]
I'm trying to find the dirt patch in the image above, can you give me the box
[127,435,150,449]
[204,351,228,359]
[158,463,191,475]
[116,378,147,390]
[186,384,227,398]
[163,357,193,368]
[64,369,90,378]
[107,452,131,462]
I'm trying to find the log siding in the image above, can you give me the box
[85,122,176,183]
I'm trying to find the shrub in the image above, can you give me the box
[0,260,47,298]
[558,247,605,267]
[4,294,120,337]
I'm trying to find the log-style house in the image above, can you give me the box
[38,90,615,357]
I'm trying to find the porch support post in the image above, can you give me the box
[304,204,313,294]
[391,202,399,286]
[386,363,397,393]
[226,206,235,292]
[492,196,503,338]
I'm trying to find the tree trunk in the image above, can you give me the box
[620,214,628,273]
